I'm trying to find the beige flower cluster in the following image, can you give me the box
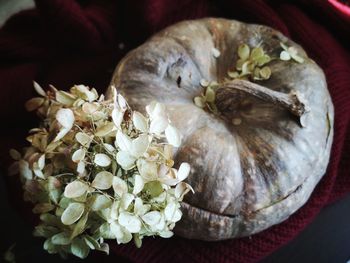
[9,82,193,259]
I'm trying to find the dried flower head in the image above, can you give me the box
[9,82,193,259]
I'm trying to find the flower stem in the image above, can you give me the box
[215,79,308,120]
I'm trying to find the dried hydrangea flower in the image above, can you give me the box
[9,82,193,259]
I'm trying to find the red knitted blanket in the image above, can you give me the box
[1,1,350,262]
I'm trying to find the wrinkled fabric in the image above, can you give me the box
[1,0,350,262]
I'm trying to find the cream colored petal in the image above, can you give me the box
[61,202,85,225]
[64,180,88,198]
[165,124,181,147]
[92,171,113,190]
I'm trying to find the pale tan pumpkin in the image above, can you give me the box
[108,18,334,240]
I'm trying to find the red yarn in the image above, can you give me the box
[1,0,350,262]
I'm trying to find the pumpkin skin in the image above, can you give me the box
[108,18,334,240]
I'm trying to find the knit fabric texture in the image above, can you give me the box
[1,0,350,262]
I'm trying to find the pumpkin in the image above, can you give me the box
[108,18,334,241]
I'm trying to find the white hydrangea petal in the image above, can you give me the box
[72,148,86,163]
[136,159,158,181]
[61,202,85,225]
[115,131,131,152]
[280,51,291,61]
[145,101,156,116]
[119,212,142,233]
[132,174,144,195]
[159,230,174,238]
[117,94,127,111]
[151,103,166,120]
[141,211,161,226]
[75,132,92,147]
[94,153,111,167]
[130,134,149,158]
[37,154,45,170]
[33,168,45,179]
[56,108,74,129]
[64,180,88,198]
[110,221,124,239]
[112,108,124,128]
[54,127,70,142]
[92,171,113,190]
[133,111,148,132]
[149,117,168,134]
[116,151,136,170]
[172,209,182,223]
[110,201,120,220]
[177,162,190,181]
[165,124,181,147]
[103,143,115,153]
[112,176,128,197]
[164,202,177,221]
[175,182,194,199]
[134,197,150,216]
[120,193,134,210]
[77,161,86,174]
[91,195,112,211]
[33,81,46,96]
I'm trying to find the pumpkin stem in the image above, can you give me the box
[215,79,308,123]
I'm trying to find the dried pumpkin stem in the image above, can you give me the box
[216,79,307,117]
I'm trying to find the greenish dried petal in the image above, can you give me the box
[228,71,239,79]
[250,47,264,60]
[144,181,163,198]
[194,96,205,108]
[32,203,55,214]
[238,44,250,60]
[61,202,85,225]
[51,232,71,245]
[236,59,245,70]
[259,66,272,79]
[134,234,142,248]
[241,61,252,75]
[91,194,112,211]
[71,238,90,259]
[256,54,271,66]
[71,212,89,240]
[40,213,61,226]
[205,87,215,102]
[84,235,100,250]
[33,225,59,238]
